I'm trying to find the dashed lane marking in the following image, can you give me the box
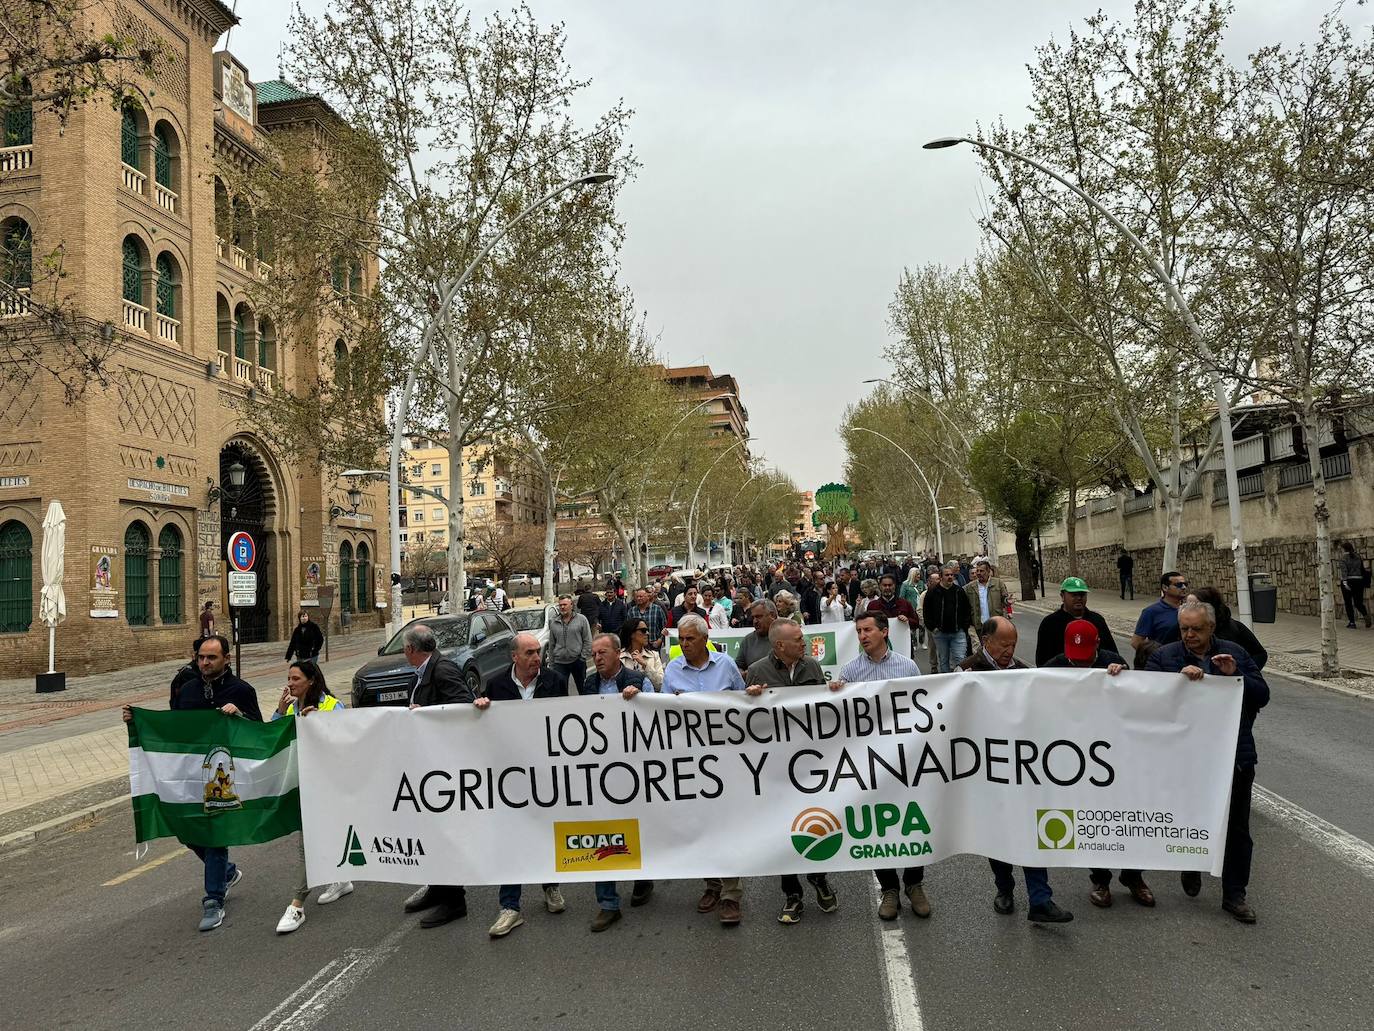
[875,924,925,1030]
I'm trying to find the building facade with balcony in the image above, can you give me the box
[0,2,386,675]
[649,363,750,461]
[398,436,543,553]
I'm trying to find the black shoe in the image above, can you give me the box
[1347,622,1358,629]
[993,892,1015,915]
[1181,872,1202,898]
[778,895,803,924]
[1222,897,1257,924]
[811,875,838,913]
[419,901,468,928]
[1028,900,1074,923]
[403,886,441,913]
[630,880,654,907]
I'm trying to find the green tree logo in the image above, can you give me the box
[336,824,367,867]
[1036,809,1075,850]
[791,807,844,861]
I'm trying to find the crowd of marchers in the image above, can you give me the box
[119,551,1270,937]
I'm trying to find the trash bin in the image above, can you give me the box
[1248,572,1277,624]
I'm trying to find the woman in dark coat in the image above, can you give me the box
[284,610,325,661]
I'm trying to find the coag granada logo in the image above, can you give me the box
[791,807,843,861]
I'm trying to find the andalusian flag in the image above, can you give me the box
[127,709,302,846]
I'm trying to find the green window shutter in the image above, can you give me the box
[122,238,142,304]
[356,545,370,611]
[153,126,171,187]
[348,261,362,295]
[157,526,182,624]
[3,221,32,289]
[339,543,354,611]
[124,522,151,626]
[331,257,345,293]
[155,254,175,317]
[234,317,246,359]
[0,520,33,634]
[257,327,268,366]
[120,106,139,168]
[4,104,33,148]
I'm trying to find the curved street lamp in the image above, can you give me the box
[851,426,945,559]
[685,436,751,569]
[924,135,1251,621]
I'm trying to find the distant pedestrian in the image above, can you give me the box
[199,601,215,638]
[1117,550,1135,600]
[546,595,592,695]
[169,641,200,707]
[284,610,324,661]
[123,635,261,932]
[272,660,352,934]
[1339,541,1370,629]
[598,585,628,636]
[923,563,973,673]
[624,587,667,654]
[575,583,601,634]
[819,582,849,623]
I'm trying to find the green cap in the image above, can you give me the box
[1060,576,1089,593]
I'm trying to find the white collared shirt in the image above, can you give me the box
[408,655,432,705]
[511,663,539,700]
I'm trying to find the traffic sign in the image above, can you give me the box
[228,572,256,592]
[227,531,256,572]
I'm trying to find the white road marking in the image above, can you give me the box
[248,919,412,1031]
[1255,785,1374,881]
[875,924,925,1031]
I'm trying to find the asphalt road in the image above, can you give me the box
[1,610,1370,1031]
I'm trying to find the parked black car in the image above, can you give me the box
[351,612,515,707]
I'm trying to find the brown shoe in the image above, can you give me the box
[878,888,900,921]
[718,898,741,926]
[1126,881,1156,907]
[589,908,622,933]
[1089,884,1113,908]
[697,888,720,914]
[905,884,932,918]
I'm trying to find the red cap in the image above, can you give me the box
[1064,619,1098,662]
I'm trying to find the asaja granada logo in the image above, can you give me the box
[791,808,844,861]
[336,824,426,867]
[554,820,642,873]
[1036,809,1076,850]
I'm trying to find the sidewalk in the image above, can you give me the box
[1017,580,1374,688]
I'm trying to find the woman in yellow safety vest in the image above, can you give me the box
[272,659,350,934]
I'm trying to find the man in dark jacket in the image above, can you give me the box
[598,586,628,637]
[960,618,1073,924]
[474,632,571,937]
[924,564,973,673]
[1042,620,1151,909]
[398,624,475,927]
[1147,600,1270,924]
[284,610,324,661]
[1035,577,1120,667]
[867,574,919,629]
[125,634,261,932]
[575,584,602,633]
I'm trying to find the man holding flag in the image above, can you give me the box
[122,634,263,932]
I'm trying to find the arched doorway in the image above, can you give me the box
[219,442,276,643]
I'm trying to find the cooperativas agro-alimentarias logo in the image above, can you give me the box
[1036,809,1076,850]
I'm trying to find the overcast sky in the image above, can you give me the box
[223,0,1369,493]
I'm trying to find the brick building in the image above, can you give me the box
[0,2,386,676]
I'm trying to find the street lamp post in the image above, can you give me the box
[386,172,614,632]
[852,426,946,558]
[731,480,791,567]
[686,437,750,569]
[924,136,1251,622]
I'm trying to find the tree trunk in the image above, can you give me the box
[1299,401,1339,676]
[597,488,635,580]
[1015,529,1036,600]
[541,477,557,604]
[1161,493,1182,572]
[1065,484,1079,577]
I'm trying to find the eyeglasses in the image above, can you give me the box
[1169,580,1188,589]
[634,625,648,633]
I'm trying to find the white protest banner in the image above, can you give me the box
[665,620,912,679]
[300,670,1241,887]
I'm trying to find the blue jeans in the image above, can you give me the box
[187,845,235,905]
[595,881,620,911]
[498,882,556,911]
[933,631,967,673]
[988,859,1052,906]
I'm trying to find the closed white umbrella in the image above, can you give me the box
[39,500,67,675]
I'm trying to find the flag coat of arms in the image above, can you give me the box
[127,709,302,847]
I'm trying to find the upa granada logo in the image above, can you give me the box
[791,807,844,861]
[554,820,642,873]
[336,824,425,867]
[1036,809,1076,850]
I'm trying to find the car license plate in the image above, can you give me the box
[377,690,408,702]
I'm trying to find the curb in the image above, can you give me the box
[0,794,129,856]
[1014,602,1374,702]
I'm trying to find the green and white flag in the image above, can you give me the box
[127,709,302,847]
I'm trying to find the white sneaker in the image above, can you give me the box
[317,881,354,905]
[544,885,566,914]
[488,908,524,937]
[276,904,305,934]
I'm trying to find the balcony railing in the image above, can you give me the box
[234,356,253,381]
[1238,471,1265,498]
[121,163,146,194]
[256,367,275,391]
[1089,496,1116,514]
[1,288,30,319]
[216,352,229,374]
[257,261,272,281]
[155,312,179,343]
[1233,434,1265,469]
[1124,493,1155,515]
[1279,452,1352,490]
[231,247,250,273]
[0,145,33,172]
[122,298,148,333]
[154,183,177,213]
[216,236,225,260]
